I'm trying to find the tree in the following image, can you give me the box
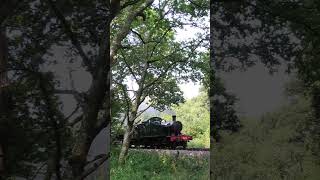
[0,0,160,178]
[209,1,320,178]
[0,0,26,176]
[109,0,209,164]
[210,0,320,160]
[112,5,208,163]
[212,76,240,134]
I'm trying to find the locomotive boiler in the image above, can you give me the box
[130,115,192,149]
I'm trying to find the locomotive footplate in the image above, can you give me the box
[168,134,192,149]
[169,134,193,142]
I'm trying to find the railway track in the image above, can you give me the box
[184,148,209,151]
[129,147,210,157]
[130,147,209,151]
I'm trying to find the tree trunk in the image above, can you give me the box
[44,157,54,180]
[69,17,111,178]
[0,26,8,176]
[117,61,148,164]
[69,135,90,176]
[118,122,133,164]
[68,59,110,177]
[210,0,220,143]
[0,146,4,175]
[117,108,139,164]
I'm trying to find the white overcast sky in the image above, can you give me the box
[220,63,292,117]
[174,15,209,99]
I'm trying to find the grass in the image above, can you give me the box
[110,148,209,180]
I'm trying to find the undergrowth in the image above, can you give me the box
[110,148,209,180]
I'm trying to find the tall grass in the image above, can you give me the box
[110,148,209,180]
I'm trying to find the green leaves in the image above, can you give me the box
[172,0,209,17]
[147,78,184,111]
[113,0,207,119]
[211,97,316,180]
[169,88,210,148]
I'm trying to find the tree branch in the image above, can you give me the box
[64,102,81,122]
[131,103,153,123]
[121,51,139,83]
[111,0,155,64]
[30,162,47,180]
[142,60,185,92]
[68,115,83,127]
[130,29,146,44]
[86,153,109,165]
[120,0,140,10]
[245,1,320,37]
[53,89,83,103]
[187,0,208,9]
[46,0,93,73]
[76,153,110,180]
[148,28,172,62]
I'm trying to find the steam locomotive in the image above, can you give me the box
[130,115,192,149]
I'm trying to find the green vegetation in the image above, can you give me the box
[112,0,209,163]
[211,96,320,180]
[210,1,320,178]
[162,88,210,148]
[110,148,209,180]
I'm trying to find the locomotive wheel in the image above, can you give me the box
[170,143,177,150]
[182,142,187,150]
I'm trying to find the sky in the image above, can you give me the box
[219,63,292,118]
[179,82,200,99]
[174,16,209,99]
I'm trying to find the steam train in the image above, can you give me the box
[130,115,192,149]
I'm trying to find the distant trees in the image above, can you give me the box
[211,95,316,179]
[170,87,210,148]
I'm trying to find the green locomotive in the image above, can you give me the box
[130,115,192,149]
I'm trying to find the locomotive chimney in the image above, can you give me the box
[172,115,176,122]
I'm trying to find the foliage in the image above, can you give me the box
[112,5,206,114]
[209,0,320,158]
[0,71,72,177]
[212,75,241,132]
[113,0,209,163]
[110,147,209,180]
[210,0,300,73]
[161,87,210,148]
[211,96,320,180]
[2,0,123,178]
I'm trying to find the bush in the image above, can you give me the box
[211,97,320,180]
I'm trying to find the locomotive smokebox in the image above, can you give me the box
[172,115,176,122]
